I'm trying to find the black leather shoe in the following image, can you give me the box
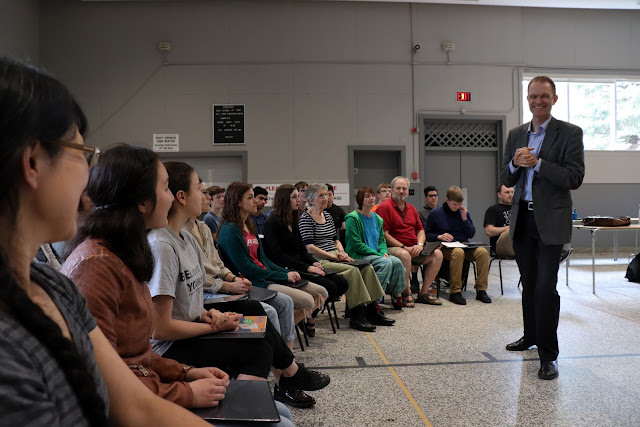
[350,317,376,332]
[302,321,316,338]
[274,384,316,408]
[366,311,395,326]
[279,363,330,391]
[476,290,492,303]
[538,360,559,380]
[505,337,534,351]
[449,292,466,305]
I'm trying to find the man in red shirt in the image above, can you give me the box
[377,176,443,307]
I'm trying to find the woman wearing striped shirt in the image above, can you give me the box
[298,183,392,332]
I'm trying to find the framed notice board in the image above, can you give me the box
[213,104,245,145]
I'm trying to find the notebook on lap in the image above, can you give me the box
[192,380,280,423]
[420,241,441,256]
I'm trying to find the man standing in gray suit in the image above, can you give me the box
[500,76,585,380]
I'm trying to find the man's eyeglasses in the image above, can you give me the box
[47,140,101,167]
[427,194,438,198]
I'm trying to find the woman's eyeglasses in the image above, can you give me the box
[48,140,101,167]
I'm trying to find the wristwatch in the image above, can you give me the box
[418,242,424,246]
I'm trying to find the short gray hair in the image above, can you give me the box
[305,183,328,206]
[391,176,410,188]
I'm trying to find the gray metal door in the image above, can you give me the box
[351,149,402,210]
[422,119,500,244]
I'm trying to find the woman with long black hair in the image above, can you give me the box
[0,56,208,426]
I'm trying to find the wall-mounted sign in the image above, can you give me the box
[329,183,350,206]
[153,134,179,152]
[457,92,471,102]
[213,104,245,144]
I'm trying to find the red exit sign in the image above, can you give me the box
[457,92,471,101]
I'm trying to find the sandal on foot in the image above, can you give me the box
[401,293,415,308]
[416,293,442,305]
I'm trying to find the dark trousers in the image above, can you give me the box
[315,274,348,301]
[164,299,295,378]
[513,204,563,362]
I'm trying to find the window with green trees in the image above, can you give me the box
[522,78,640,151]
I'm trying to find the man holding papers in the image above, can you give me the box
[425,186,491,305]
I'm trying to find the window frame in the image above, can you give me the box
[522,73,640,152]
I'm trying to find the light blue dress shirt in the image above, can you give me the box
[509,117,551,202]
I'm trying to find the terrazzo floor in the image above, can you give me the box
[280,249,640,427]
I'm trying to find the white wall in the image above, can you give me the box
[37,1,640,188]
[0,0,38,61]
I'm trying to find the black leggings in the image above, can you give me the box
[314,274,349,301]
[163,299,294,378]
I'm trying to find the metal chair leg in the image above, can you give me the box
[294,324,305,351]
[498,259,504,295]
[325,301,337,334]
[331,301,340,329]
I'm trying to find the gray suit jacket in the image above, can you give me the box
[500,117,585,245]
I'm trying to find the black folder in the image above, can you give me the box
[420,241,441,256]
[192,380,280,424]
[335,259,371,268]
[247,287,278,303]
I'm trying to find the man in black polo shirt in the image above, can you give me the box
[483,185,514,257]
[324,184,346,232]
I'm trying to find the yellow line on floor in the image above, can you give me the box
[365,332,432,427]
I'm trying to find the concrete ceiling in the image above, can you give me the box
[81,0,640,11]
[326,0,640,10]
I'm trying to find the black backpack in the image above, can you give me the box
[625,253,640,283]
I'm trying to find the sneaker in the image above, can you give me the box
[279,363,330,391]
[476,290,492,303]
[391,294,403,310]
[449,292,466,305]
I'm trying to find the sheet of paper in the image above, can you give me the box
[441,241,468,248]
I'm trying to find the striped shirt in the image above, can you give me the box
[299,211,338,252]
[0,262,109,426]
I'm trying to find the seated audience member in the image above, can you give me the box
[217,182,328,334]
[0,56,210,426]
[484,185,515,257]
[203,185,224,237]
[377,177,443,307]
[149,164,330,408]
[425,186,492,305]
[59,148,235,409]
[65,149,295,425]
[418,186,439,231]
[324,184,346,231]
[184,180,290,345]
[294,181,308,211]
[371,182,391,213]
[344,187,406,309]
[412,185,439,292]
[299,183,390,332]
[251,185,269,235]
[263,185,347,336]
